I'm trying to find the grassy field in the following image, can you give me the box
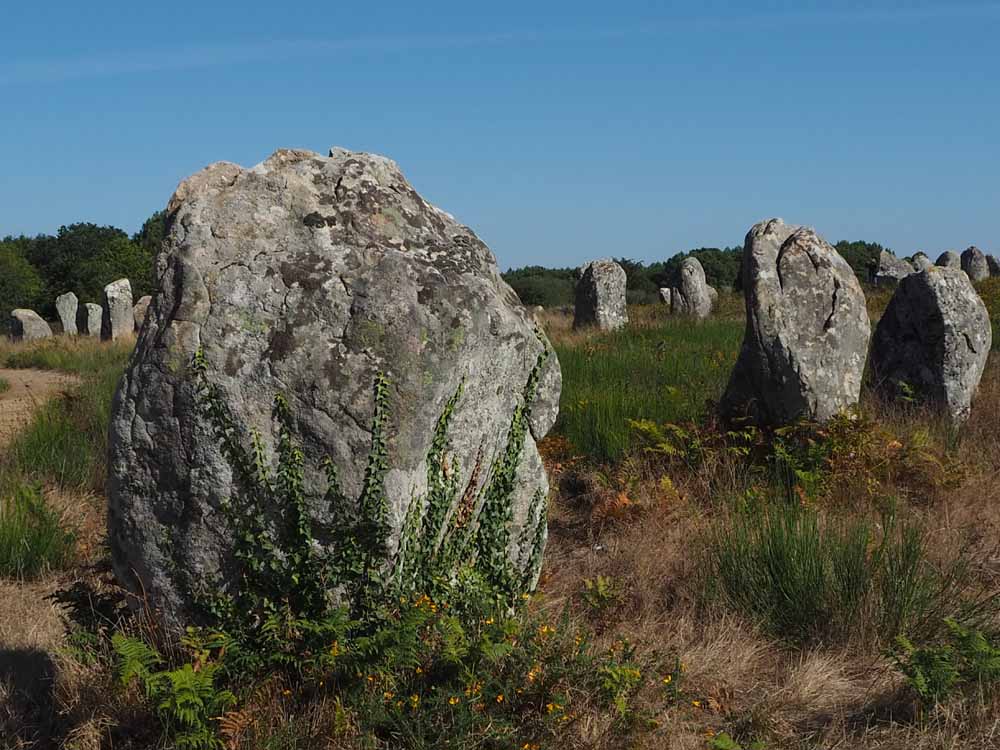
[4,287,1000,749]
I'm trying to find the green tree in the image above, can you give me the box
[0,241,45,322]
[133,210,166,255]
[835,240,887,284]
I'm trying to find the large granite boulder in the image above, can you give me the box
[961,246,989,282]
[77,303,102,337]
[133,295,152,332]
[669,257,713,319]
[987,254,1000,277]
[573,259,627,331]
[101,279,134,341]
[720,219,870,425]
[108,147,562,624]
[936,250,961,270]
[55,292,78,335]
[871,267,990,423]
[911,252,933,271]
[872,250,914,288]
[9,309,52,342]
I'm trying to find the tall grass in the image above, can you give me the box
[0,483,75,578]
[704,501,992,645]
[552,314,743,462]
[0,337,131,578]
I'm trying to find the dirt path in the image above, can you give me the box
[0,368,81,450]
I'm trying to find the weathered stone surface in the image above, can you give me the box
[76,303,103,337]
[573,259,627,330]
[707,285,719,304]
[133,295,152,332]
[987,254,1000,277]
[658,287,671,305]
[55,292,78,335]
[936,250,961,270]
[9,309,52,342]
[108,147,562,624]
[720,219,871,425]
[872,250,914,288]
[870,266,990,423]
[669,257,714,319]
[961,246,989,282]
[911,252,933,271]
[101,279,134,341]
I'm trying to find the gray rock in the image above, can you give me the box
[936,250,961,270]
[872,250,915,288]
[707,285,719,304]
[573,259,627,331]
[55,292,78,335]
[9,309,53,342]
[961,246,989,282]
[870,266,990,424]
[101,279,134,341]
[658,287,672,305]
[107,147,561,624]
[76,303,103,337]
[669,257,714,319]
[987,254,1000,277]
[133,295,152,332]
[720,218,871,425]
[911,252,934,271]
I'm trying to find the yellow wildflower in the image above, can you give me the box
[449,696,460,706]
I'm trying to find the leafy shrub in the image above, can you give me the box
[704,501,991,645]
[0,482,75,578]
[891,619,1000,705]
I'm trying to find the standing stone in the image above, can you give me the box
[669,257,714,319]
[872,250,915,288]
[936,250,961,270]
[55,292,78,335]
[101,279,134,341]
[707,285,719,304]
[720,218,871,425]
[9,309,53,342]
[133,295,153,332]
[658,288,672,305]
[107,147,562,625]
[961,246,989,282]
[987,254,1000,277]
[911,252,933,271]
[870,267,990,424]
[573,259,627,331]
[76,303,103,337]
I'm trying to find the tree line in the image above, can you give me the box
[503,240,890,307]
[0,211,166,320]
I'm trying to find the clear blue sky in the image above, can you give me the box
[2,1,998,269]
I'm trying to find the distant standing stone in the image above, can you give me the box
[10,309,53,342]
[872,250,914,288]
[658,287,672,305]
[55,292,78,335]
[707,285,719,304]
[573,259,627,331]
[102,278,134,341]
[871,266,990,424]
[988,254,1000,277]
[720,218,871,425]
[77,303,103,337]
[911,252,933,271]
[669,257,714,319]
[936,250,961,270]
[133,295,153,332]
[961,246,989,282]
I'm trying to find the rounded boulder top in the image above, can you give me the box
[108,147,561,624]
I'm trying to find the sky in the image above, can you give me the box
[1,0,998,270]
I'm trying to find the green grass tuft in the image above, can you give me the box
[0,482,75,578]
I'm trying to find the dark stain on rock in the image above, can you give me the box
[417,286,435,305]
[303,212,326,229]
[265,327,296,361]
